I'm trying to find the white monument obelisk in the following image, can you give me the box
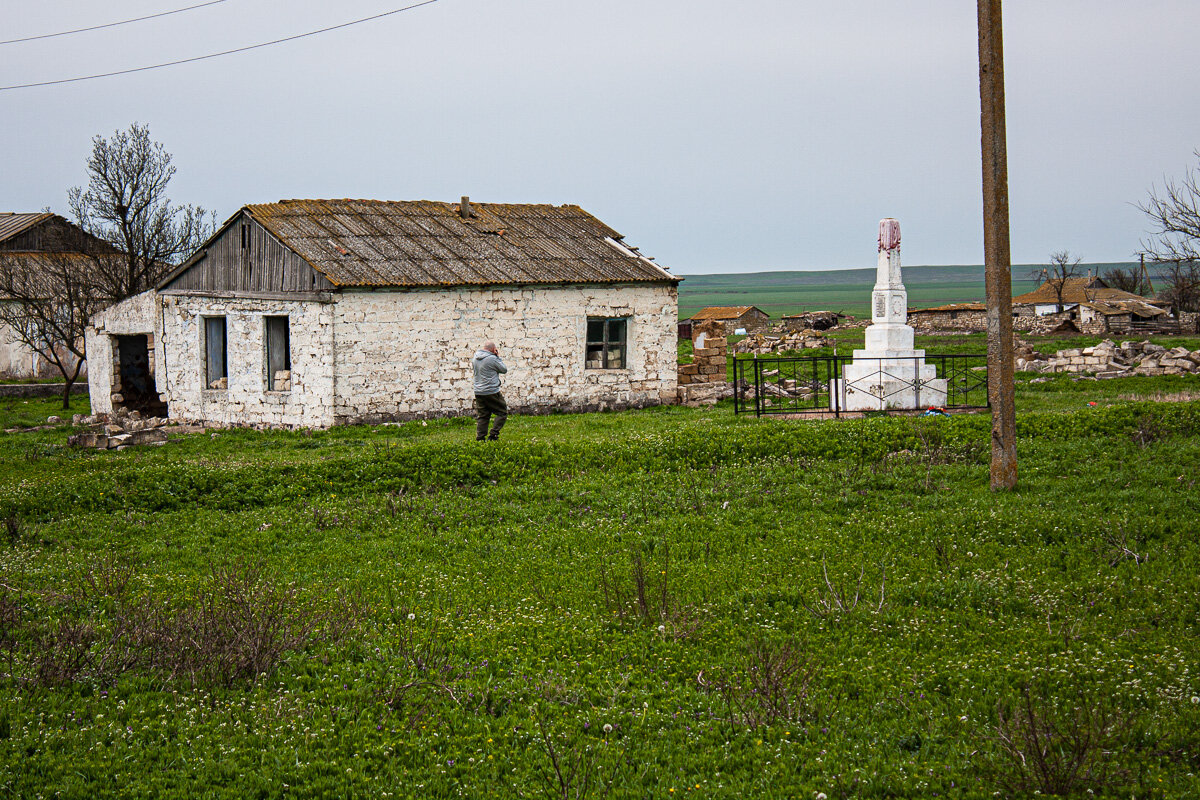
[835,219,947,411]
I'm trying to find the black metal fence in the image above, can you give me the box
[733,354,989,417]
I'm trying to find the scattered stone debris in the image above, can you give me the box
[1017,339,1200,377]
[66,409,208,450]
[732,331,828,355]
[735,376,827,403]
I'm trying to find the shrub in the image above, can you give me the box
[982,683,1135,797]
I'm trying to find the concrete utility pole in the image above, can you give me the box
[977,0,1018,490]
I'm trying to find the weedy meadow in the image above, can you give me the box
[0,370,1199,798]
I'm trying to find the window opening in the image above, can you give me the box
[204,317,227,389]
[266,316,291,391]
[585,317,627,369]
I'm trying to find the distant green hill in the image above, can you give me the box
[676,263,1139,319]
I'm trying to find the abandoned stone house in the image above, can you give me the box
[85,198,680,427]
[907,303,987,332]
[688,305,769,336]
[1011,276,1171,334]
[0,212,110,378]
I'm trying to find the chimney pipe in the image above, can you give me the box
[460,196,471,219]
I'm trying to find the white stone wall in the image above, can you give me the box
[0,319,43,378]
[85,291,160,414]
[331,284,678,424]
[158,295,336,427]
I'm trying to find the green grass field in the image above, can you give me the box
[675,263,1144,319]
[2,346,1199,799]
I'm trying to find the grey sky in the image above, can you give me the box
[4,1,1199,274]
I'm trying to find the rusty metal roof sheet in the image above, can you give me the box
[241,199,679,288]
[690,306,767,320]
[0,212,51,244]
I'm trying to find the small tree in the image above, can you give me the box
[68,122,213,301]
[0,252,105,409]
[1036,250,1083,312]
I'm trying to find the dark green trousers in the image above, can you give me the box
[474,392,507,441]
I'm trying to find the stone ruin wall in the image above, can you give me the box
[910,310,988,333]
[85,291,161,416]
[676,320,732,406]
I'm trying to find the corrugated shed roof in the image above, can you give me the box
[0,212,51,244]
[236,199,678,288]
[690,306,766,320]
[1080,299,1170,317]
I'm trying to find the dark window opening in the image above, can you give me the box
[266,316,291,391]
[585,317,627,369]
[205,317,227,389]
[241,224,247,249]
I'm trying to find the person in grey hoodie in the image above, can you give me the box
[471,341,508,441]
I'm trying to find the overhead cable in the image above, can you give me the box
[0,0,443,91]
[1,0,230,46]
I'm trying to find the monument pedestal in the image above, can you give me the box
[831,219,948,412]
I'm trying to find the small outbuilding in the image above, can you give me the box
[688,305,769,336]
[86,198,681,427]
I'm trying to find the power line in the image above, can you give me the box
[1,0,231,46]
[0,0,443,91]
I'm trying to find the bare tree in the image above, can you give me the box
[68,123,214,301]
[1155,261,1200,314]
[1137,151,1200,314]
[1139,150,1200,263]
[0,252,106,409]
[1034,250,1083,312]
[1103,265,1151,296]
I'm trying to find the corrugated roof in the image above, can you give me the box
[1080,299,1170,317]
[690,306,766,320]
[238,199,678,288]
[0,212,51,244]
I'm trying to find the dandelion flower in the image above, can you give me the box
[407,613,416,621]
[603,724,613,734]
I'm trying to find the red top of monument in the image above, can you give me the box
[878,218,901,252]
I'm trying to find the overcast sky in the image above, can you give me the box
[4,1,1200,274]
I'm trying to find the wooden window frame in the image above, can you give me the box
[265,315,291,391]
[585,317,628,370]
[203,316,227,389]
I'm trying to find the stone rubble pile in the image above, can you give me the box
[67,409,207,450]
[731,331,828,355]
[1017,339,1200,377]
